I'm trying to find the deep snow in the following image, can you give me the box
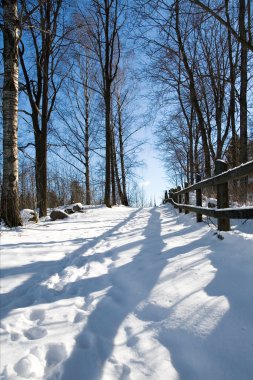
[0,204,253,380]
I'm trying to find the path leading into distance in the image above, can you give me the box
[1,205,253,380]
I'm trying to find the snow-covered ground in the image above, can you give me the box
[1,204,253,380]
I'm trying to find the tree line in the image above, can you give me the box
[1,0,253,227]
[135,0,252,186]
[1,0,145,227]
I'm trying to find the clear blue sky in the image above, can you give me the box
[137,136,169,206]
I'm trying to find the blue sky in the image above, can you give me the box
[138,136,169,205]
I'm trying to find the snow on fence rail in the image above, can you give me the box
[165,159,253,231]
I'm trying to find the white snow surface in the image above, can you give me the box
[1,204,253,380]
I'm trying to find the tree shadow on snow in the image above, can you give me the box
[0,209,141,320]
[157,216,253,380]
[60,208,168,380]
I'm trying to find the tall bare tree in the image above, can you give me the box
[81,0,123,206]
[54,49,102,205]
[175,0,211,176]
[1,0,22,227]
[19,0,65,216]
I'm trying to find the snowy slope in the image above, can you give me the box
[0,205,253,380]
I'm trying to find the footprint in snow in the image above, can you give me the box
[119,364,131,380]
[29,309,45,323]
[11,332,22,341]
[13,343,67,379]
[45,343,68,367]
[124,326,139,348]
[24,326,48,340]
[127,335,139,348]
[107,359,131,380]
[14,353,44,379]
[14,353,44,378]
[136,303,169,323]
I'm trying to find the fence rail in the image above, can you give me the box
[166,159,253,231]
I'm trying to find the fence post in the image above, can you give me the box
[215,160,230,231]
[184,182,189,214]
[177,186,182,213]
[173,189,178,208]
[164,190,168,203]
[196,174,202,222]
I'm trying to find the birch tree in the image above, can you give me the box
[1,0,22,227]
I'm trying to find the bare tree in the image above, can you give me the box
[1,0,22,226]
[190,0,251,165]
[53,47,103,205]
[79,0,124,206]
[189,0,253,52]
[19,0,66,216]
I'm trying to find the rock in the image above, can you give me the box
[20,209,38,223]
[207,198,217,208]
[50,210,69,221]
[64,208,75,214]
[73,203,83,212]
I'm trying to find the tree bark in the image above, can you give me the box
[225,0,238,167]
[104,86,112,207]
[111,124,116,205]
[84,58,91,205]
[239,0,248,201]
[1,0,22,227]
[239,0,248,164]
[111,124,124,204]
[117,94,129,206]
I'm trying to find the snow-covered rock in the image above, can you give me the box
[50,209,69,221]
[20,209,38,223]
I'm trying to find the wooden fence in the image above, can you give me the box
[165,159,253,231]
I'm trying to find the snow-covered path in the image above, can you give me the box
[1,205,253,380]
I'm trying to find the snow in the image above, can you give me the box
[1,204,253,380]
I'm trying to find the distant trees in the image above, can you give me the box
[135,0,253,186]
[70,0,135,207]
[54,49,100,206]
[80,0,124,207]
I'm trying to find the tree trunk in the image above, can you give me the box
[188,109,194,185]
[111,130,116,205]
[239,0,248,164]
[35,131,47,217]
[104,86,112,207]
[84,59,91,205]
[239,0,248,201]
[95,0,120,208]
[227,14,238,167]
[117,94,129,206]
[1,0,22,227]
[112,125,124,204]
